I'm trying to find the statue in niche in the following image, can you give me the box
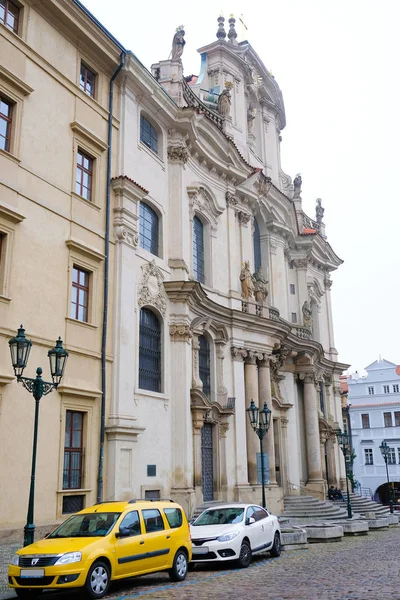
[247,103,257,133]
[315,198,325,225]
[252,267,268,303]
[171,27,186,61]
[293,173,302,198]
[217,83,232,117]
[240,261,254,299]
[302,300,313,330]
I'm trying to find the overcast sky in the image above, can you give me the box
[81,0,400,374]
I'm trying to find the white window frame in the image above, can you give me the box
[383,385,390,394]
[393,384,399,393]
[364,448,373,465]
[368,386,374,395]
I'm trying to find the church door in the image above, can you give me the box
[201,423,214,501]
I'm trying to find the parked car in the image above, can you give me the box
[190,503,281,568]
[8,499,192,599]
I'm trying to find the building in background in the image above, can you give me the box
[0,2,348,529]
[348,359,400,505]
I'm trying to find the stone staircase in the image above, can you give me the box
[348,493,392,518]
[283,495,349,522]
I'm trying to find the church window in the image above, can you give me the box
[198,335,211,398]
[139,308,161,392]
[140,202,159,256]
[253,218,261,272]
[193,216,205,283]
[140,115,158,153]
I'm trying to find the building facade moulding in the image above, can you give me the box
[137,260,168,316]
[190,388,235,432]
[187,184,224,228]
[167,145,189,164]
[111,176,149,205]
[169,323,193,343]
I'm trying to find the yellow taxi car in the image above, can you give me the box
[8,499,192,599]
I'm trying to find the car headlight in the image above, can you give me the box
[54,552,82,565]
[217,530,240,542]
[10,554,19,566]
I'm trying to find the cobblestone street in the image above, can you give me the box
[2,527,400,600]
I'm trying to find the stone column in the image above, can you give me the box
[231,348,249,490]
[280,417,290,493]
[303,374,323,481]
[326,436,338,487]
[258,356,276,484]
[320,434,327,482]
[192,409,205,507]
[244,351,259,485]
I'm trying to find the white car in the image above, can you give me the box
[190,503,281,568]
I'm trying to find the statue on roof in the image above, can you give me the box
[171,27,186,61]
[315,198,325,225]
[217,82,232,117]
[240,261,254,299]
[293,173,302,199]
[247,103,257,133]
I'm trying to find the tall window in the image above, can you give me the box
[140,115,158,153]
[63,411,84,489]
[364,449,373,465]
[0,97,13,152]
[395,411,400,427]
[290,284,295,295]
[198,335,211,398]
[193,216,205,283]
[319,383,325,414]
[367,386,374,395]
[71,266,90,322]
[80,62,96,98]
[383,385,390,394]
[388,447,396,465]
[76,150,93,201]
[140,202,159,255]
[139,308,161,392]
[393,384,399,393]
[291,312,297,324]
[0,0,19,33]
[384,412,393,427]
[253,218,261,273]
[361,413,370,429]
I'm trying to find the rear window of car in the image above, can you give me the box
[142,509,165,532]
[164,507,183,528]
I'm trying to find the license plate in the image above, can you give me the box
[20,569,44,578]
[192,546,209,554]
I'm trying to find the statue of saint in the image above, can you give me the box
[315,198,325,225]
[171,28,186,61]
[247,104,257,133]
[252,267,268,303]
[240,261,254,299]
[302,300,313,330]
[217,87,231,117]
[293,173,302,198]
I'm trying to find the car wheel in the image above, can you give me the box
[237,540,252,568]
[85,560,111,599]
[169,549,188,582]
[15,590,43,600]
[270,532,281,557]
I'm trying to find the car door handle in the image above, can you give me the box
[166,535,170,539]
[140,541,144,545]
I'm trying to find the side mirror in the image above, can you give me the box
[115,527,130,539]
[245,517,256,526]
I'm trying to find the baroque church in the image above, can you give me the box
[0,2,347,528]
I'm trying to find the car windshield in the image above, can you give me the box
[192,507,244,526]
[48,512,121,538]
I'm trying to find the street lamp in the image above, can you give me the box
[9,325,68,546]
[246,400,271,509]
[336,428,352,519]
[379,441,394,514]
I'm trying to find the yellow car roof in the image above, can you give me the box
[79,500,180,514]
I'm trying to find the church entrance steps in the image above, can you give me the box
[283,495,349,521]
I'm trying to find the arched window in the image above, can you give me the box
[253,218,261,272]
[140,202,159,256]
[193,216,205,283]
[139,308,161,392]
[140,115,158,153]
[198,335,211,398]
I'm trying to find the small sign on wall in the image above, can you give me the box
[256,452,270,485]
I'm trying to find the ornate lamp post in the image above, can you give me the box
[336,428,352,519]
[246,400,271,509]
[379,441,394,514]
[9,325,68,546]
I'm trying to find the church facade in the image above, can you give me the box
[0,2,347,529]
[108,18,348,515]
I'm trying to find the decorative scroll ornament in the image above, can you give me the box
[167,146,188,164]
[225,191,238,207]
[115,225,139,248]
[137,260,168,316]
[169,323,192,343]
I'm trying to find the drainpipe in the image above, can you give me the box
[97,51,126,503]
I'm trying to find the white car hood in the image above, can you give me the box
[190,524,241,539]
